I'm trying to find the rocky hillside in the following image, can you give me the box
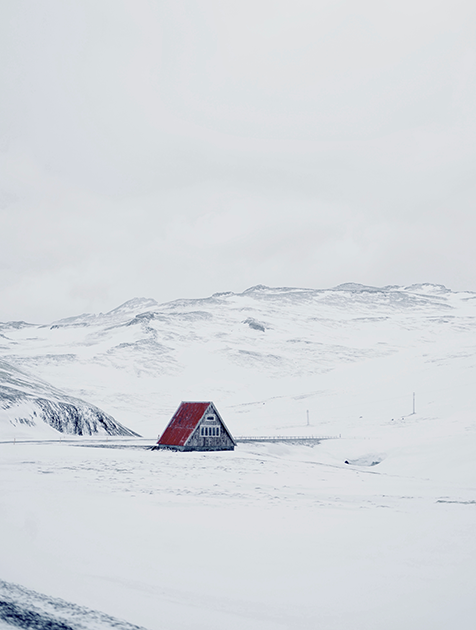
[0,359,138,439]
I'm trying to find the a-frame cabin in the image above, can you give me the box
[153,402,236,451]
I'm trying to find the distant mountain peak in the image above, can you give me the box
[242,284,272,293]
[107,297,160,314]
[333,283,385,293]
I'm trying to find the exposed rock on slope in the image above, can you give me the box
[0,359,138,438]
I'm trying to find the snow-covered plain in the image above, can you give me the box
[1,284,476,628]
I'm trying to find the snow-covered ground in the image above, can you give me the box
[1,284,476,628]
[1,435,475,629]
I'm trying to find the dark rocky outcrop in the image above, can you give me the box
[0,359,138,437]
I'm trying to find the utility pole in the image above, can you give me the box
[412,392,416,415]
[306,410,310,426]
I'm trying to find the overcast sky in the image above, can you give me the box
[1,0,476,322]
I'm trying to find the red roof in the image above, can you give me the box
[158,402,210,446]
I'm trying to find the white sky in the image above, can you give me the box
[1,0,476,322]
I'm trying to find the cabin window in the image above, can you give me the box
[200,425,220,437]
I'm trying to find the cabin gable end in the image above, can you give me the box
[155,401,235,452]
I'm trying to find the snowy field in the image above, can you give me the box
[1,284,476,628]
[1,429,476,629]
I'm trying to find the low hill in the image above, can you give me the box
[0,359,138,440]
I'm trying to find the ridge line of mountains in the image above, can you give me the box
[1,282,475,439]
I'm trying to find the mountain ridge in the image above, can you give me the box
[1,282,475,438]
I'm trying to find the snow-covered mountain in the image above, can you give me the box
[0,358,138,439]
[1,283,476,438]
[2,283,476,630]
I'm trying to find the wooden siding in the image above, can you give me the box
[184,422,235,451]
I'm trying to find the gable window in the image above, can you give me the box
[200,425,220,437]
